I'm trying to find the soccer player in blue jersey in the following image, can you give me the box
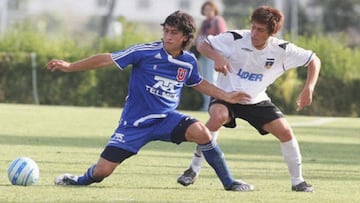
[47,11,254,191]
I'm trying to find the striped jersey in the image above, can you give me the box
[111,41,202,127]
[206,30,316,104]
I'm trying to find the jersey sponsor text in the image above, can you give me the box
[236,69,263,82]
[146,75,180,100]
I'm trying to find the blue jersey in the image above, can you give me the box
[111,41,202,127]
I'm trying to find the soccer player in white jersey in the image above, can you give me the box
[47,11,254,191]
[177,6,321,192]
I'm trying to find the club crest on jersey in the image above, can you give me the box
[264,58,275,69]
[177,68,187,81]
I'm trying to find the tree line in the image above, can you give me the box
[0,20,359,117]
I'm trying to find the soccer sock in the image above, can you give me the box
[190,131,219,173]
[280,137,304,186]
[190,145,204,173]
[77,164,104,185]
[200,139,234,188]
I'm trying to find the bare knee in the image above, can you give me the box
[185,122,212,144]
[206,104,229,131]
[263,118,294,142]
[276,128,293,142]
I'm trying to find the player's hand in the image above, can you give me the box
[296,87,313,111]
[225,91,251,104]
[46,59,72,72]
[214,55,231,76]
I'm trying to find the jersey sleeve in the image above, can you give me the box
[205,31,236,57]
[283,43,315,70]
[110,45,142,70]
[184,54,203,87]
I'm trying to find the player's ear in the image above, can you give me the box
[182,35,189,45]
[270,28,279,36]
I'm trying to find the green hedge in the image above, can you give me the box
[0,25,203,110]
[268,35,360,117]
[0,29,358,116]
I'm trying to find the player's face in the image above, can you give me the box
[162,25,187,57]
[250,22,271,50]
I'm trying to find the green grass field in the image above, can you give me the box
[0,103,359,203]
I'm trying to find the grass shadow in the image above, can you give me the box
[0,134,107,148]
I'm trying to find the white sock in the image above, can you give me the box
[190,131,219,174]
[280,137,304,186]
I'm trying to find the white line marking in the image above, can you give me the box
[291,117,336,127]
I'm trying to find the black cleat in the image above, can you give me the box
[54,173,79,186]
[224,180,254,192]
[177,167,198,186]
[292,181,314,192]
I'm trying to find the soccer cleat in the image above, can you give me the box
[177,167,198,186]
[54,173,79,186]
[224,180,254,192]
[291,181,314,192]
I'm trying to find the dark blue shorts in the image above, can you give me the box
[101,111,197,163]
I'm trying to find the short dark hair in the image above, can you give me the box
[251,6,284,34]
[161,11,196,49]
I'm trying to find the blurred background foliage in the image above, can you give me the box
[1,0,359,116]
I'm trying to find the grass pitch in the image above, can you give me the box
[0,103,359,202]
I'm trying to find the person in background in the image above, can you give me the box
[177,5,321,192]
[197,1,228,111]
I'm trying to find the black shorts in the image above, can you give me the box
[210,99,284,135]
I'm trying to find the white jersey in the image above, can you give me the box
[206,30,315,104]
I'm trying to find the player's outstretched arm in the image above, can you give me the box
[296,55,321,111]
[193,79,250,104]
[47,53,114,72]
[197,41,231,75]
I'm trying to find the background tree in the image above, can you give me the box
[312,0,360,32]
[100,0,117,38]
[222,0,312,36]
[222,0,272,29]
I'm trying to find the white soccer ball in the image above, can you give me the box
[8,157,40,186]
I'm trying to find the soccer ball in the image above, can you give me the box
[8,157,40,186]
